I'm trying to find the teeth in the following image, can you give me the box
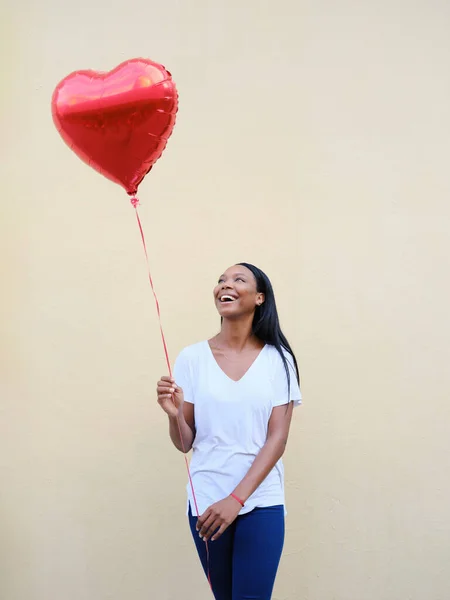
[220,295,236,302]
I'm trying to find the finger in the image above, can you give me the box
[196,509,211,532]
[203,519,223,542]
[157,390,175,399]
[157,389,174,398]
[160,376,176,384]
[199,514,218,538]
[211,523,228,542]
[157,383,175,392]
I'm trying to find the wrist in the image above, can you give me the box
[169,410,184,423]
[229,492,245,507]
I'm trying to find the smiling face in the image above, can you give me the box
[214,265,265,319]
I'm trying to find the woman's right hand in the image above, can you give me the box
[156,376,184,418]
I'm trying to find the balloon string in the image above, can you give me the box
[130,196,212,592]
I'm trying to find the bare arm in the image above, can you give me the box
[197,402,295,541]
[168,401,195,453]
[232,401,294,502]
[157,376,196,453]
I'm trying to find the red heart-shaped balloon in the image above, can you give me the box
[52,58,178,195]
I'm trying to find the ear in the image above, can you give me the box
[256,293,265,306]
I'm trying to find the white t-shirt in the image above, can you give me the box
[173,340,302,517]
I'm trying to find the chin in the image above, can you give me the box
[218,308,237,318]
[220,308,251,322]
[217,305,238,318]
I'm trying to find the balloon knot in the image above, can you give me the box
[130,196,140,208]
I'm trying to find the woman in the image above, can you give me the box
[156,263,301,600]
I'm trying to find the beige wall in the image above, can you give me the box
[1,0,450,598]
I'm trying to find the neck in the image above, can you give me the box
[215,315,259,351]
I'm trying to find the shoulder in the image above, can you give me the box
[264,344,296,370]
[173,341,207,389]
[174,340,207,365]
[264,344,302,404]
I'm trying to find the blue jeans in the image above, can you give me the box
[188,505,285,600]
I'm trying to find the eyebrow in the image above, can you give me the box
[218,272,248,279]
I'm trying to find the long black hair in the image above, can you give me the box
[238,262,300,397]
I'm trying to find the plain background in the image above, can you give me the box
[1,0,450,599]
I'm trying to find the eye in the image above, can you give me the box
[218,278,224,284]
[236,277,245,282]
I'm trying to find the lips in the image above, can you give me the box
[219,294,238,303]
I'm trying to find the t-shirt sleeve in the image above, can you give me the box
[272,349,302,408]
[173,348,195,404]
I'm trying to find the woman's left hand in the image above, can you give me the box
[196,496,242,542]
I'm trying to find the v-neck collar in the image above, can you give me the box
[205,340,267,384]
